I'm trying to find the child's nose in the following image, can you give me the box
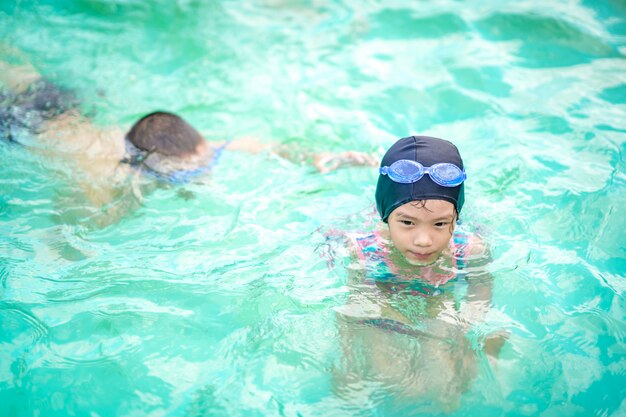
[413,230,432,247]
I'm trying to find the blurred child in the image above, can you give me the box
[1,60,375,226]
[326,136,505,411]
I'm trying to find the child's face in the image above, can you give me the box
[387,199,456,266]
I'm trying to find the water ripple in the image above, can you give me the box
[1,1,625,416]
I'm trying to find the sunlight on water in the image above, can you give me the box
[1,1,625,416]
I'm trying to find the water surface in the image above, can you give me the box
[1,1,625,416]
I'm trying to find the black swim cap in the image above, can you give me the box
[375,136,465,222]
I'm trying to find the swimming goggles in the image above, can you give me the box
[379,159,466,187]
[121,140,230,184]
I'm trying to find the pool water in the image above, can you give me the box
[1,1,625,416]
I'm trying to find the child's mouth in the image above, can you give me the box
[404,251,438,266]
[410,251,433,260]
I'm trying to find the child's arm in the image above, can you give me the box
[312,151,378,174]
[462,235,508,358]
[334,232,414,325]
[462,234,492,321]
[220,136,377,173]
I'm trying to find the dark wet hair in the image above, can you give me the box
[125,111,203,157]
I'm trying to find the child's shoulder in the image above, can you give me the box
[467,233,486,256]
[451,226,489,270]
[340,224,391,261]
[452,228,483,252]
[317,222,386,275]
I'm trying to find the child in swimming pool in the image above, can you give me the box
[329,135,505,411]
[350,135,480,282]
[1,60,375,225]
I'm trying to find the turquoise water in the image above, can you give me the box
[1,1,625,416]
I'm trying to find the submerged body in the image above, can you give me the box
[332,206,500,411]
[329,137,505,411]
[0,63,264,226]
[1,60,377,227]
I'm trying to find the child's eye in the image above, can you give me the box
[400,220,413,226]
[434,221,449,228]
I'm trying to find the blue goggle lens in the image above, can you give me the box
[379,160,465,187]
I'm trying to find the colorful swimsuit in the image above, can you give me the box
[347,229,471,291]
[1,80,78,144]
[338,229,475,334]
[139,140,231,185]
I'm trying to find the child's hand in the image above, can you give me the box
[314,151,377,174]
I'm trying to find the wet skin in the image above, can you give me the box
[386,199,456,266]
